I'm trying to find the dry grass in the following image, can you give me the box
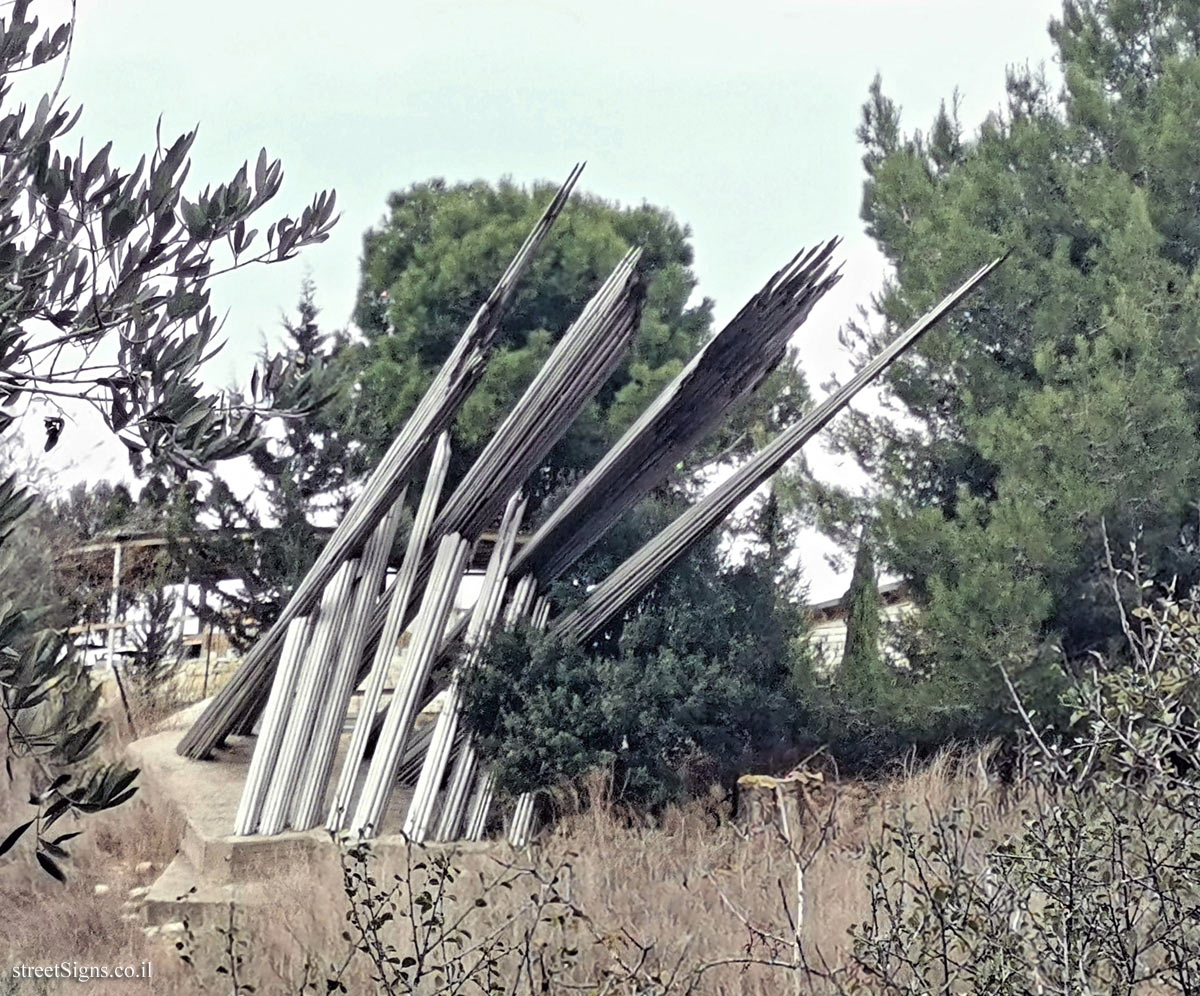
[0,727,1020,995]
[515,747,1020,993]
[0,786,187,994]
[0,698,193,995]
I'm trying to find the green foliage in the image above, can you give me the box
[464,493,807,808]
[0,576,140,882]
[0,4,337,472]
[342,177,721,503]
[0,0,338,878]
[793,530,918,771]
[838,532,888,711]
[184,280,356,649]
[827,0,1200,742]
[0,460,95,634]
[53,481,136,540]
[120,575,180,698]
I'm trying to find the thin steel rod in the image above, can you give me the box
[434,733,478,841]
[463,770,495,841]
[507,792,536,848]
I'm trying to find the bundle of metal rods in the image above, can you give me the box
[179,166,585,759]
[427,247,646,549]
[401,491,527,843]
[349,532,473,837]
[233,500,404,835]
[510,238,842,587]
[239,248,646,765]
[326,245,646,835]
[552,255,1006,646]
[226,240,649,836]
[324,433,453,830]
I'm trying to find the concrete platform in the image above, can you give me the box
[127,718,493,927]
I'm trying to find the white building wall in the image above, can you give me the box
[807,601,917,678]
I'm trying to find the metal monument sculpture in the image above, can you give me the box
[178,165,1003,845]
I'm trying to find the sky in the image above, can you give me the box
[29,0,1061,600]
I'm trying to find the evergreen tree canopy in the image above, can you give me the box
[838,531,888,710]
[832,0,1200,736]
[186,280,355,648]
[340,178,807,507]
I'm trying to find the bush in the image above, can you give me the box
[463,497,806,809]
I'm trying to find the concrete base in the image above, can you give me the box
[127,715,490,927]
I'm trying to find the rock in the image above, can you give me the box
[93,883,110,896]
[142,926,159,939]
[159,922,185,935]
[119,912,140,923]
[135,861,154,875]
[127,886,150,899]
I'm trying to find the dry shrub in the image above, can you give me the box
[155,747,1017,995]
[1,735,1017,995]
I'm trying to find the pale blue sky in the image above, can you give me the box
[38,0,1060,596]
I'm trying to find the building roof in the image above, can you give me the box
[807,578,910,619]
[66,526,528,574]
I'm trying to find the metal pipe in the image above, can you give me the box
[233,617,312,835]
[259,561,357,835]
[403,492,526,841]
[290,496,406,830]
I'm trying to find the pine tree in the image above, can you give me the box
[343,178,811,509]
[825,0,1200,740]
[185,281,352,650]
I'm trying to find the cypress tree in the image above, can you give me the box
[838,530,889,712]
